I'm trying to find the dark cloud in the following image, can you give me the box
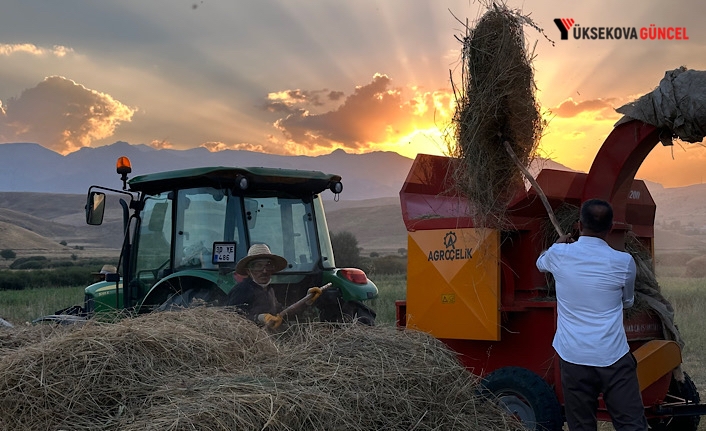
[271,74,450,152]
[264,101,295,114]
[0,76,135,154]
[264,88,343,113]
[551,97,619,119]
[328,91,344,101]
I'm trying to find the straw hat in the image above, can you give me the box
[235,244,288,275]
[92,264,117,276]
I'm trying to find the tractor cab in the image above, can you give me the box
[52,158,377,324]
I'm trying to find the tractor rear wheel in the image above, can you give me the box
[318,300,376,325]
[341,300,376,325]
[479,366,563,431]
[649,371,700,431]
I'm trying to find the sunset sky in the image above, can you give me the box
[1,0,705,187]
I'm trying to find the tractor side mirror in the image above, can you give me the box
[86,192,106,225]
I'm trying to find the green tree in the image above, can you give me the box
[370,252,380,258]
[330,231,361,268]
[397,248,407,256]
[0,249,16,260]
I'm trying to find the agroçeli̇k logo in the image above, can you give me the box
[554,18,688,41]
[426,231,473,262]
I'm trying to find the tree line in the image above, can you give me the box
[330,231,407,275]
[0,230,399,291]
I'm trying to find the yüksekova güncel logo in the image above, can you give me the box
[426,231,473,262]
[554,18,689,40]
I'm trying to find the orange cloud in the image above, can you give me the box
[551,97,621,120]
[272,73,453,153]
[0,76,135,154]
[149,140,173,150]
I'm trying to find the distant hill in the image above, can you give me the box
[325,199,408,254]
[0,221,67,252]
[0,143,414,201]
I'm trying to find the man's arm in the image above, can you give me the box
[622,258,637,309]
[536,235,573,273]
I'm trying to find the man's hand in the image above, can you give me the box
[257,313,283,329]
[307,286,323,303]
[556,233,575,244]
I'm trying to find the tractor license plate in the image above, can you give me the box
[212,242,236,264]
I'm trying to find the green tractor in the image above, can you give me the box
[42,157,378,324]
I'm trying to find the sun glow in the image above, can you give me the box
[378,127,450,160]
[537,111,618,173]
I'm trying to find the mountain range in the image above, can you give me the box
[1,141,706,261]
[0,142,413,200]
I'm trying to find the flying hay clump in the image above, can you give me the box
[450,3,545,227]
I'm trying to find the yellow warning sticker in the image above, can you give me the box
[441,294,456,304]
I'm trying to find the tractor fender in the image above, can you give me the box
[138,270,229,312]
[634,340,682,393]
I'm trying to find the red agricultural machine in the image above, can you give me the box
[396,119,705,430]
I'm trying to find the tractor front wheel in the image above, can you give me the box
[479,366,564,431]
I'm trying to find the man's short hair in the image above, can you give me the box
[580,199,613,233]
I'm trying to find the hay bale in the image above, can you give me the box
[450,3,545,227]
[0,307,276,430]
[0,323,74,356]
[0,308,526,431]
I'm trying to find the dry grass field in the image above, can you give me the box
[0,260,704,429]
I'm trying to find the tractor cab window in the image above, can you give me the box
[174,187,230,270]
[134,193,172,286]
[247,197,318,272]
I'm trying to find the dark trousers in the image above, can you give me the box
[560,353,648,431]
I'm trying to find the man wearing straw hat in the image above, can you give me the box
[92,264,118,283]
[227,243,321,329]
[536,199,647,431]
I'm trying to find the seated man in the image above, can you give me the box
[226,244,289,328]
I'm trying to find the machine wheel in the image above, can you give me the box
[318,300,376,325]
[479,366,563,431]
[649,371,700,431]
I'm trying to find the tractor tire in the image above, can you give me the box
[649,371,700,431]
[479,366,563,431]
[318,300,376,326]
[342,300,376,325]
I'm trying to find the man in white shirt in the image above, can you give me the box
[536,199,647,431]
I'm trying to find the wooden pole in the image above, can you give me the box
[503,141,564,237]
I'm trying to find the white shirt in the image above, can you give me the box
[536,236,637,367]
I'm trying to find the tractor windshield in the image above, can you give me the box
[174,188,233,270]
[135,192,172,278]
[132,187,323,290]
[245,196,320,272]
